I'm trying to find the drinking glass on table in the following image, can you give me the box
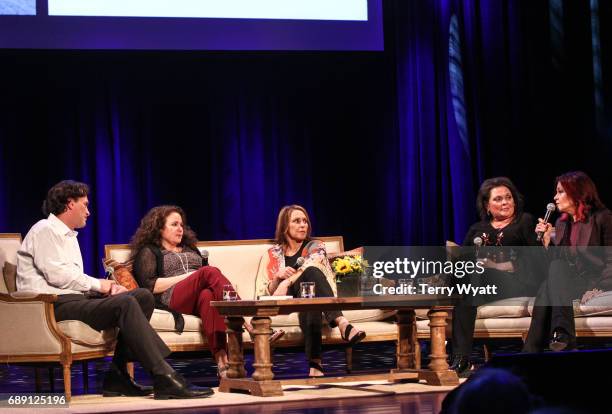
[300,282,315,298]
[223,284,238,301]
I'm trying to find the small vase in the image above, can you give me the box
[336,273,362,297]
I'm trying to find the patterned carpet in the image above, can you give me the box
[1,338,611,395]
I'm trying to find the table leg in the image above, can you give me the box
[419,307,459,385]
[251,316,275,381]
[389,309,420,382]
[219,315,283,396]
[226,316,246,379]
[396,309,417,369]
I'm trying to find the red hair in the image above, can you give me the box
[556,171,605,222]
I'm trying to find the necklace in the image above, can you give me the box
[173,251,188,274]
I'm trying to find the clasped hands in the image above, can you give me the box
[272,267,297,296]
[99,279,128,296]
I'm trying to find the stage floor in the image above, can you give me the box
[2,339,611,413]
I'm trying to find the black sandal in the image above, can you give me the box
[308,360,325,377]
[217,364,229,379]
[341,324,366,345]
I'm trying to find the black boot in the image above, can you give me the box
[449,355,471,376]
[102,364,153,397]
[549,329,576,352]
[153,371,214,400]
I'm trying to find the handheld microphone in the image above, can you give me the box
[201,250,209,266]
[537,203,556,241]
[104,265,114,280]
[473,236,483,258]
[291,257,305,270]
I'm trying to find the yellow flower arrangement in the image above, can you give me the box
[331,255,367,281]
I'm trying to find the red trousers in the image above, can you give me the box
[168,266,237,354]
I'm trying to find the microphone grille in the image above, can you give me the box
[296,257,305,266]
[546,203,556,212]
[104,266,115,276]
[201,249,209,259]
[473,237,483,246]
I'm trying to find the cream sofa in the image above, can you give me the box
[105,236,612,362]
[104,236,398,360]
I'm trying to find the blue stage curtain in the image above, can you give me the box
[1,1,609,276]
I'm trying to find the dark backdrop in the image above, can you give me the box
[1,0,610,275]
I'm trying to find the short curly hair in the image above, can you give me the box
[42,180,90,217]
[476,177,524,221]
[129,205,198,258]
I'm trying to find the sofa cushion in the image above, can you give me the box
[476,297,532,319]
[150,308,202,332]
[3,262,17,294]
[270,309,396,327]
[573,291,612,317]
[57,320,117,346]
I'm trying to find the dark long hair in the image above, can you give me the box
[129,205,198,258]
[556,171,605,222]
[476,177,524,221]
[274,204,312,247]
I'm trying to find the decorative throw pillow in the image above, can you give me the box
[3,262,17,294]
[103,259,138,291]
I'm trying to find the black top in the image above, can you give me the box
[461,213,545,290]
[132,243,203,333]
[552,208,612,290]
[462,213,539,247]
[284,241,307,268]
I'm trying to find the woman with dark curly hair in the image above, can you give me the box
[450,177,543,375]
[130,205,283,378]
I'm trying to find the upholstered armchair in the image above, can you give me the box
[0,234,118,400]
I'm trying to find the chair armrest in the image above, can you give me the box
[0,292,68,356]
[1,291,58,303]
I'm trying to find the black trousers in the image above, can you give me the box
[452,270,536,357]
[54,288,171,372]
[523,260,587,352]
[288,267,342,360]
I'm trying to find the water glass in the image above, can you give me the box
[300,282,315,298]
[223,284,238,301]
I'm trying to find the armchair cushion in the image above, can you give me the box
[3,262,17,294]
[57,320,118,346]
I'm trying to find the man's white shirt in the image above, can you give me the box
[16,213,102,295]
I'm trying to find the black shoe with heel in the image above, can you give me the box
[153,371,214,400]
[449,355,470,376]
[549,329,576,352]
[102,364,153,397]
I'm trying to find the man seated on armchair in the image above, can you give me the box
[16,180,212,400]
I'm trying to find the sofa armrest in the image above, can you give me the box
[0,292,69,356]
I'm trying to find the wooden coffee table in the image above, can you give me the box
[212,295,458,396]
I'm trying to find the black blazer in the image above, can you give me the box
[552,208,612,290]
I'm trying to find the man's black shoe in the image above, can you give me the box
[153,372,214,400]
[549,329,576,352]
[449,355,470,375]
[102,365,153,397]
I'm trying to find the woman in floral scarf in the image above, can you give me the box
[256,205,366,377]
